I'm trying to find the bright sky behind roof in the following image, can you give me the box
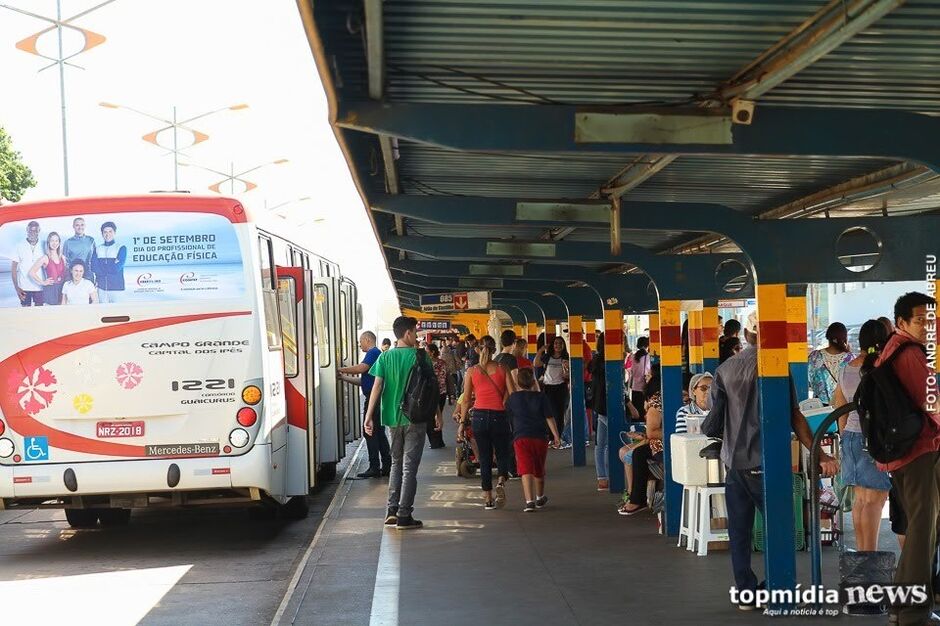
[0,0,400,330]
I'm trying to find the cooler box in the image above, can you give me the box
[670,433,710,486]
[803,405,838,435]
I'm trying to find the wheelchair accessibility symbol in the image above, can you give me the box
[24,436,49,462]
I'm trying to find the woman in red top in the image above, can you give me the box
[29,232,66,307]
[461,335,513,509]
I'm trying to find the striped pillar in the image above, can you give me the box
[545,319,556,348]
[568,315,586,466]
[935,279,940,372]
[604,308,626,493]
[688,308,704,375]
[702,301,720,374]
[756,282,797,597]
[585,319,597,351]
[526,322,538,361]
[659,299,683,536]
[649,312,661,356]
[786,284,809,401]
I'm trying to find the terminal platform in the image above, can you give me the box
[277,412,856,625]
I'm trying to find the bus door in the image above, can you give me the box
[277,267,319,493]
[312,277,344,468]
[340,278,361,440]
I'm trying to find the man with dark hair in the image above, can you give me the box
[340,331,390,478]
[465,334,480,369]
[719,318,743,364]
[880,291,939,626]
[93,221,127,303]
[495,329,519,383]
[703,311,838,611]
[365,316,440,530]
[380,338,392,352]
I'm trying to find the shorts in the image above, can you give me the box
[840,431,891,491]
[513,437,548,478]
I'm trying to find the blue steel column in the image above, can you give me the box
[756,282,797,602]
[603,308,625,493]
[787,284,809,401]
[659,299,683,536]
[568,315,586,466]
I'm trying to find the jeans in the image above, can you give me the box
[594,415,608,480]
[562,405,589,445]
[472,409,512,492]
[544,383,569,442]
[725,467,765,593]
[891,451,940,626]
[19,290,43,306]
[386,422,426,518]
[363,396,391,471]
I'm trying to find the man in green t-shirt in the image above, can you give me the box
[365,316,441,530]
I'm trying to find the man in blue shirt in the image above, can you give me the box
[340,331,390,478]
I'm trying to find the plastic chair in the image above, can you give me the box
[693,486,729,556]
[677,485,699,551]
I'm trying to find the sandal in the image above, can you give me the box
[617,502,647,516]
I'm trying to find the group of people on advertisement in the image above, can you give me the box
[11,217,127,306]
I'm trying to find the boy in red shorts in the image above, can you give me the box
[506,368,561,511]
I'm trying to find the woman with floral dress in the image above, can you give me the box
[807,322,855,404]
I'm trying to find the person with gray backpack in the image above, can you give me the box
[364,316,441,530]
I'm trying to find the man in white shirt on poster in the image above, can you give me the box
[12,220,46,307]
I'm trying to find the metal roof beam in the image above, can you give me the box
[336,102,940,170]
[371,193,739,234]
[718,0,905,103]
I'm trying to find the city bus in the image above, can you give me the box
[0,195,361,527]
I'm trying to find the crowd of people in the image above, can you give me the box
[344,291,938,622]
[11,217,127,306]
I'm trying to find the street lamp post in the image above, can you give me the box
[99,102,249,191]
[3,0,119,195]
[181,159,289,194]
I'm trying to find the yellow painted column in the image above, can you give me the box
[584,319,597,352]
[688,308,704,375]
[526,322,537,360]
[603,308,625,492]
[649,312,661,357]
[702,302,719,373]
[659,299,683,536]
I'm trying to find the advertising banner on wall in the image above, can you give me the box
[0,211,245,307]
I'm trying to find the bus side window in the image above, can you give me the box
[258,235,280,350]
[313,284,330,367]
[258,235,275,290]
[278,278,298,376]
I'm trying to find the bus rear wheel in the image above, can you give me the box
[280,496,310,520]
[317,462,337,482]
[65,508,98,529]
[97,508,132,527]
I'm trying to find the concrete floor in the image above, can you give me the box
[281,412,887,626]
[0,440,358,626]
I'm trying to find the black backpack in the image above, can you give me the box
[855,342,927,464]
[399,348,439,424]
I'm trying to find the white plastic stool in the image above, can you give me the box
[677,485,699,550]
[693,486,729,556]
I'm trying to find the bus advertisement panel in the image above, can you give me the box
[0,212,244,307]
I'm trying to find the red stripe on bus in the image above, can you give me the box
[285,381,308,430]
[0,311,251,457]
[212,467,231,475]
[13,476,32,484]
[0,196,248,226]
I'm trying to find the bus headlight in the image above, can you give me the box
[228,428,250,448]
[0,438,14,459]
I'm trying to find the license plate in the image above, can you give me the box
[96,421,145,438]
